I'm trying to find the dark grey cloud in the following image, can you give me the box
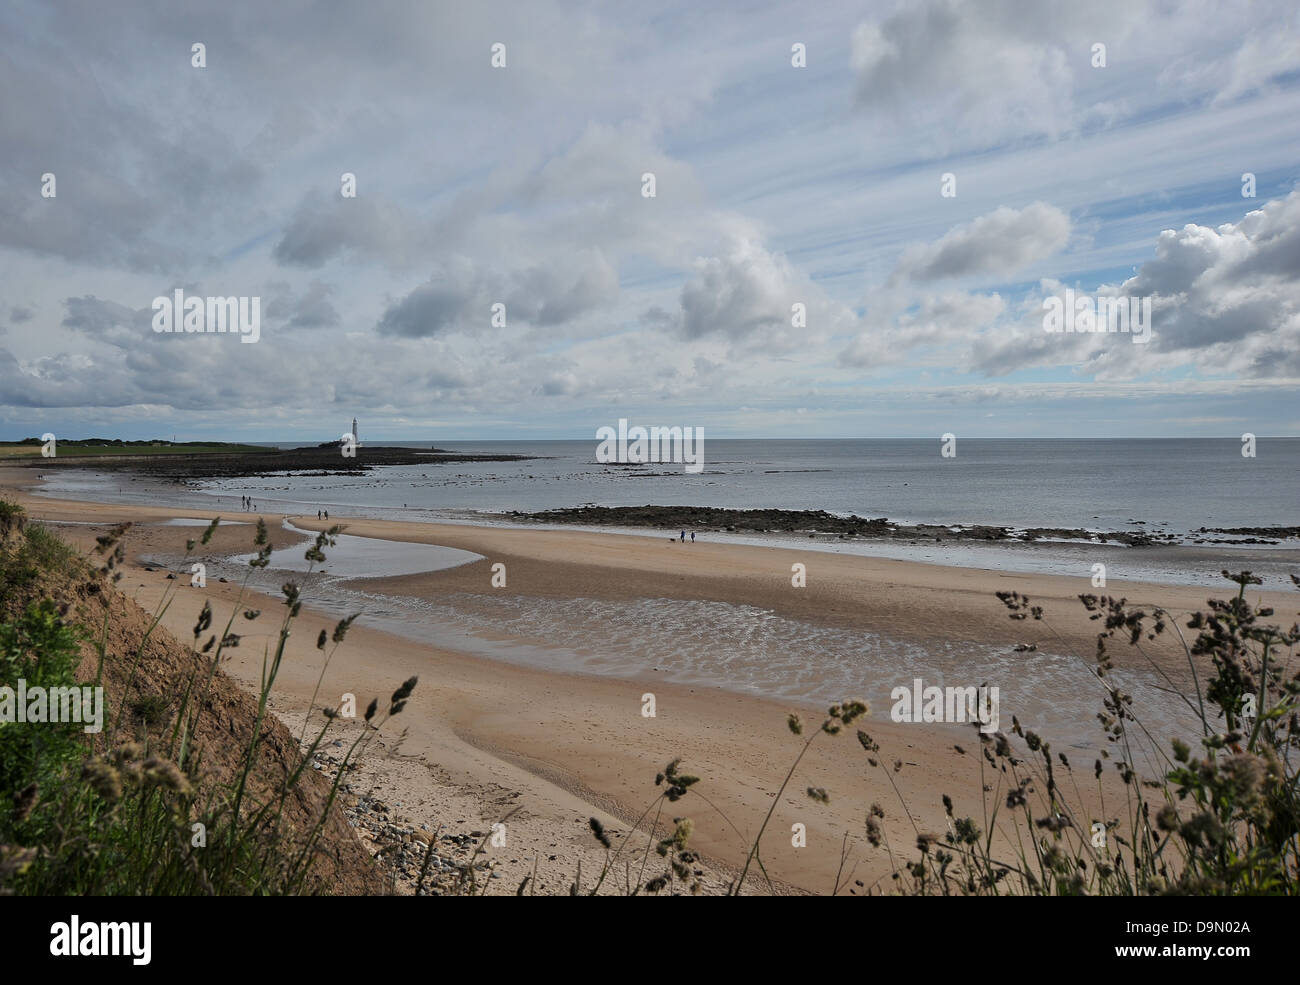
[504,252,619,326]
[60,295,149,349]
[273,194,425,270]
[265,280,340,330]
[377,282,479,339]
[376,261,485,339]
[378,252,620,338]
[286,283,340,330]
[890,203,1071,284]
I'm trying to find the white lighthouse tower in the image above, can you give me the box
[351,418,358,446]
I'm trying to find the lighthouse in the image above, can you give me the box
[351,418,358,445]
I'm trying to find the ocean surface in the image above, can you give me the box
[209,437,1298,533]
[33,438,1300,587]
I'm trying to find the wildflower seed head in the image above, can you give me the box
[390,676,417,705]
[1155,804,1179,832]
[332,613,359,643]
[193,601,212,638]
[12,782,39,822]
[83,760,123,802]
[865,816,882,847]
[142,757,193,797]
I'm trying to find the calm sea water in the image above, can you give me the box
[196,438,1298,535]
[35,438,1300,587]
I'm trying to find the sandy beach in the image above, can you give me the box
[4,465,1296,895]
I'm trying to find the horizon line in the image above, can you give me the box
[7,434,1299,443]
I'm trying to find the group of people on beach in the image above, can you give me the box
[235,495,333,520]
[675,530,695,543]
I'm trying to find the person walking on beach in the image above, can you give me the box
[680,530,685,542]
[691,531,695,543]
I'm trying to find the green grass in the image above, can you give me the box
[0,522,81,618]
[0,502,409,896]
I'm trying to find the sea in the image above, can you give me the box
[222,437,1298,531]
[35,437,1300,588]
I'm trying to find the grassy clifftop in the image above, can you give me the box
[0,500,385,895]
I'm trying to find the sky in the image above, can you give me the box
[1,0,1299,441]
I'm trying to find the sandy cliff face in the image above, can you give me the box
[0,511,386,895]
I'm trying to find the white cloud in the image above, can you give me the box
[967,192,1300,378]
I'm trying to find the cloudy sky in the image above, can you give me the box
[2,0,1299,441]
